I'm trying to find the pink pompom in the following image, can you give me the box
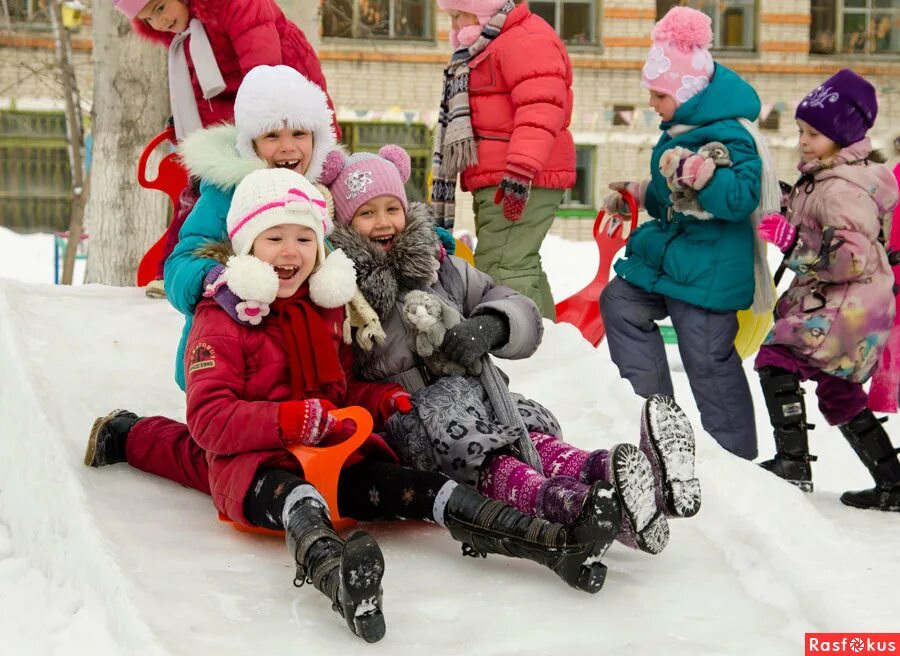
[319,149,346,186]
[652,6,712,51]
[378,144,411,183]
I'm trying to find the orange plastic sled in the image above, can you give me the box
[218,406,375,536]
[555,190,639,346]
[135,128,189,287]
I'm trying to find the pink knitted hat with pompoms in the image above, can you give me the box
[437,0,509,47]
[641,6,715,107]
[319,145,411,224]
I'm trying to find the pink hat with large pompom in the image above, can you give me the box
[641,6,715,107]
[437,0,509,47]
[320,145,411,224]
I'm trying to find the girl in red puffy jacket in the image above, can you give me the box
[431,0,575,320]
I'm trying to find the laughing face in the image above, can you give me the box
[253,126,314,175]
[137,0,190,33]
[349,195,406,251]
[250,224,319,298]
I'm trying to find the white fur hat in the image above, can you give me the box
[233,65,337,184]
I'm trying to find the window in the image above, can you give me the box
[562,146,595,208]
[322,0,432,39]
[612,104,635,127]
[759,108,780,131]
[811,0,900,55]
[3,0,52,29]
[656,0,757,51]
[530,0,597,45]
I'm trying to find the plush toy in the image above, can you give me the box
[399,290,481,376]
[659,141,732,219]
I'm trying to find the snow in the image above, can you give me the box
[1,229,899,655]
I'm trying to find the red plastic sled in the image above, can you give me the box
[555,190,639,346]
[135,128,188,287]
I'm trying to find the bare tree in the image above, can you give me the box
[83,2,168,285]
[277,0,321,50]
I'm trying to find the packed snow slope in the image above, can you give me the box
[1,236,899,655]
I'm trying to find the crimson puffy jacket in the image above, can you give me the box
[132,0,338,136]
[184,298,396,526]
[462,3,575,191]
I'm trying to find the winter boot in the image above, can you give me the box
[838,410,900,512]
[640,394,701,518]
[602,443,670,554]
[285,497,386,642]
[445,483,619,594]
[84,410,140,467]
[757,367,816,492]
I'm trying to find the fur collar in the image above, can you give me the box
[178,124,266,190]
[327,202,440,319]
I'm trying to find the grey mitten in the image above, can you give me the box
[441,313,510,368]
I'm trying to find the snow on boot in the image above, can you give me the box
[757,367,816,492]
[444,483,614,594]
[839,410,900,512]
[286,498,386,642]
[605,443,669,555]
[84,409,140,467]
[640,394,701,518]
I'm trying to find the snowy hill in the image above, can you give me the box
[1,233,899,655]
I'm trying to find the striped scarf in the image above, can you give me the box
[431,1,514,228]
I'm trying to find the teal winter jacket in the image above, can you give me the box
[614,64,762,311]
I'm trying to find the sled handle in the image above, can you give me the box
[592,189,639,241]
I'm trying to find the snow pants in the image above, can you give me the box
[600,276,757,459]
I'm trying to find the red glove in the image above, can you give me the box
[758,212,798,253]
[278,399,340,447]
[493,171,532,222]
[378,386,413,421]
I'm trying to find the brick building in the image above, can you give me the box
[2,0,899,236]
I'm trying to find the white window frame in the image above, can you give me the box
[322,0,433,40]
[529,0,599,46]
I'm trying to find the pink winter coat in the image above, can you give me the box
[184,298,397,526]
[765,139,899,382]
[461,3,575,192]
[132,0,337,135]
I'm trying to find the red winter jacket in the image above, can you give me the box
[462,3,575,192]
[184,298,396,526]
[132,0,339,137]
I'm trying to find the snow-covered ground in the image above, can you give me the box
[1,227,898,656]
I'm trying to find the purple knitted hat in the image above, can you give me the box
[795,68,877,147]
[320,146,411,224]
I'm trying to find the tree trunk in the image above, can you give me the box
[276,0,320,51]
[83,3,169,286]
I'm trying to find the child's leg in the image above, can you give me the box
[245,469,386,643]
[85,411,210,494]
[472,186,561,320]
[812,372,868,427]
[600,277,674,398]
[668,297,757,459]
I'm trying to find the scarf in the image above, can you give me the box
[270,286,345,400]
[667,119,777,314]
[168,18,226,140]
[430,1,514,228]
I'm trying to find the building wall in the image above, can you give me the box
[3,0,898,238]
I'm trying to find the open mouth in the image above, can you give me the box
[274,160,301,171]
[274,265,299,282]
[371,235,395,251]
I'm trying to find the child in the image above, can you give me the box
[600,6,778,461]
[754,69,900,512]
[320,145,701,558]
[111,0,337,296]
[431,0,574,320]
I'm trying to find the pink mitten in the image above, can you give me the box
[680,155,717,190]
[758,213,798,253]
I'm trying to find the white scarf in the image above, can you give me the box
[168,18,226,140]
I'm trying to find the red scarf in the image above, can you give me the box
[270,286,345,400]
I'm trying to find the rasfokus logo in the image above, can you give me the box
[806,634,899,656]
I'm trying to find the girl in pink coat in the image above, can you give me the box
[755,69,900,512]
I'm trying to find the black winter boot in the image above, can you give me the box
[443,483,619,594]
[285,498,386,643]
[84,410,140,467]
[757,367,816,492]
[838,410,900,512]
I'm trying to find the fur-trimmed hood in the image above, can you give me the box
[178,124,266,191]
[327,202,440,319]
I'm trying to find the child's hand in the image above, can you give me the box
[378,386,413,422]
[758,213,798,253]
[278,398,341,447]
[680,154,716,190]
[441,313,510,367]
[603,181,641,216]
[494,172,532,222]
[202,255,279,326]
